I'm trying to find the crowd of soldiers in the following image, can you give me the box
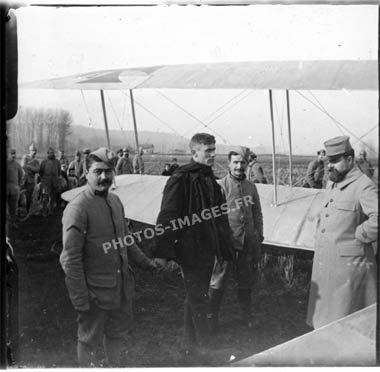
[303,147,375,189]
[5,144,147,228]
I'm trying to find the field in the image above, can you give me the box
[8,155,377,367]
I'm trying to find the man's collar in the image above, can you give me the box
[335,165,362,189]
[228,171,246,181]
[85,184,109,198]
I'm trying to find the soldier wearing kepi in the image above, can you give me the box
[303,149,326,189]
[115,148,133,175]
[39,147,61,216]
[208,149,263,331]
[307,136,377,329]
[246,151,267,184]
[153,133,233,360]
[21,143,40,214]
[60,147,157,367]
[356,149,374,179]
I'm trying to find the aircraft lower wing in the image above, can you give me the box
[62,174,326,251]
[233,303,376,366]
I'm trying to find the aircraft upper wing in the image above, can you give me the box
[21,60,378,91]
[62,174,326,251]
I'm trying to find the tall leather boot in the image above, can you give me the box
[103,336,122,367]
[77,341,94,367]
[207,288,224,335]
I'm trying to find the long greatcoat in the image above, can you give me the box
[307,166,377,329]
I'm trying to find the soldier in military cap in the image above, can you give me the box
[246,151,267,184]
[307,136,377,329]
[60,147,158,367]
[356,149,375,179]
[115,147,133,175]
[21,143,40,214]
[79,148,91,185]
[303,149,326,189]
[39,147,61,216]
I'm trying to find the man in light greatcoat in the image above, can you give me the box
[306,136,377,329]
[60,147,157,367]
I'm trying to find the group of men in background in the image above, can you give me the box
[6,144,147,226]
[304,147,375,189]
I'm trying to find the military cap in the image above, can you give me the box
[10,148,16,154]
[83,148,91,155]
[47,147,55,153]
[122,147,129,152]
[324,136,353,157]
[75,150,82,156]
[89,147,117,167]
[29,143,37,151]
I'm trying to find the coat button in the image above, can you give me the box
[330,199,333,202]
[321,228,326,233]
[117,270,121,274]
[325,214,329,217]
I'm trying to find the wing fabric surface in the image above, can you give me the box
[233,304,376,366]
[61,174,326,251]
[22,60,378,91]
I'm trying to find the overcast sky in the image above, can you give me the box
[15,4,378,155]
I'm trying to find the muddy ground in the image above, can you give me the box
[9,209,313,368]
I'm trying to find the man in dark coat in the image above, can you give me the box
[39,147,61,216]
[153,133,233,358]
[60,147,157,366]
[7,149,23,227]
[21,143,39,214]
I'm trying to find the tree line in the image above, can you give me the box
[7,106,72,155]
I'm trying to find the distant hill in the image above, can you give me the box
[66,125,274,155]
[66,125,190,154]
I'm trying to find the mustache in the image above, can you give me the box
[97,179,112,186]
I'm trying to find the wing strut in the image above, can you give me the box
[100,90,111,148]
[286,90,293,187]
[129,89,142,174]
[269,90,278,207]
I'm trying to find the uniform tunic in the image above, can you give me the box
[304,159,325,189]
[115,157,133,175]
[21,155,39,184]
[68,159,84,180]
[307,166,377,329]
[246,160,267,184]
[218,173,263,254]
[60,186,151,313]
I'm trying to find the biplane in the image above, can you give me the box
[22,59,378,254]
[20,58,378,366]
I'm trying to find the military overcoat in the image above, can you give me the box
[307,166,377,329]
